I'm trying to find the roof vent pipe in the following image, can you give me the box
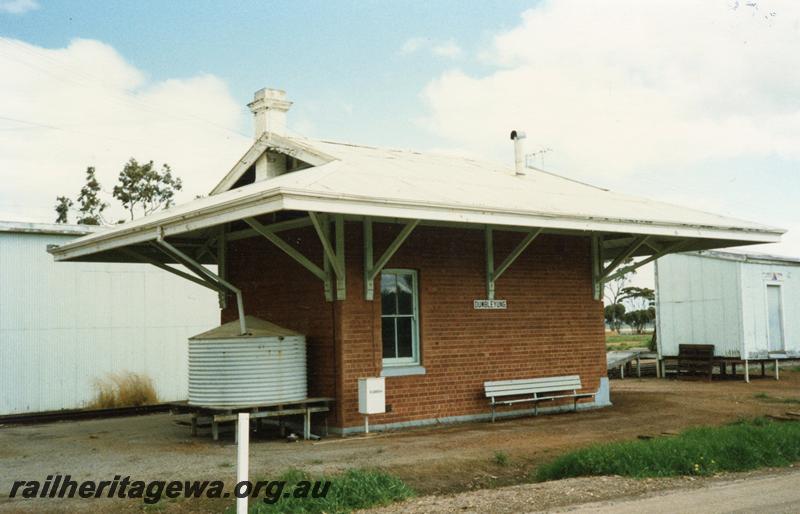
[248,88,293,138]
[510,130,526,175]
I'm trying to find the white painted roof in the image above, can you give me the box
[49,133,784,262]
[688,250,800,266]
[0,220,100,236]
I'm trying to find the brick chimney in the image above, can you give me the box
[248,88,292,137]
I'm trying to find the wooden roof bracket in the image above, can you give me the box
[603,239,692,284]
[363,217,420,301]
[486,226,543,300]
[591,234,603,301]
[309,212,346,301]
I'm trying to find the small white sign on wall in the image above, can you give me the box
[762,272,786,282]
[474,299,507,310]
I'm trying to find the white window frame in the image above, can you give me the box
[380,268,420,367]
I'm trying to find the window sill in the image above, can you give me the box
[380,365,426,377]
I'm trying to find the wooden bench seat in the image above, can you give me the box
[484,375,595,422]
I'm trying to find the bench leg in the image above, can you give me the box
[574,397,578,412]
[191,414,198,437]
[534,402,538,416]
[745,359,750,383]
[211,420,219,441]
[775,359,780,381]
[491,404,496,423]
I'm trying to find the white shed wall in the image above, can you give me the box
[655,253,743,357]
[0,232,219,415]
[740,261,800,358]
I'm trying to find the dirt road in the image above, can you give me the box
[554,469,800,513]
[366,468,800,514]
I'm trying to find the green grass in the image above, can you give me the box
[493,451,509,466]
[754,393,800,405]
[242,469,414,514]
[606,333,652,351]
[535,418,800,482]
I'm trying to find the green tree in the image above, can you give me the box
[75,166,108,225]
[54,159,183,225]
[620,286,655,310]
[620,287,656,335]
[112,158,182,221]
[623,308,655,335]
[603,258,635,333]
[604,303,626,332]
[54,196,73,224]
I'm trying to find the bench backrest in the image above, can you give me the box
[484,375,582,398]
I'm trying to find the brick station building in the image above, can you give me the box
[51,88,783,433]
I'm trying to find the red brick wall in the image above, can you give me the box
[337,223,606,428]
[224,221,606,430]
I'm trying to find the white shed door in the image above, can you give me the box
[766,285,785,352]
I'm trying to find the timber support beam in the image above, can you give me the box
[363,217,420,300]
[485,227,543,300]
[309,212,346,300]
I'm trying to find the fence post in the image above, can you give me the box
[237,413,249,514]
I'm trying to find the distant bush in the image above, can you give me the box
[536,418,800,481]
[90,372,158,408]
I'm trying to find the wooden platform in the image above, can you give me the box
[169,397,334,441]
[607,349,650,378]
[658,355,800,383]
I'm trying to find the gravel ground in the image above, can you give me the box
[1,373,799,512]
[363,467,800,514]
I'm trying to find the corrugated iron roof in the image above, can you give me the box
[688,250,800,266]
[0,220,101,236]
[49,132,784,262]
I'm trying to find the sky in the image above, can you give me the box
[1,0,798,290]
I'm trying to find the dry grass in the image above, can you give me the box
[89,372,158,409]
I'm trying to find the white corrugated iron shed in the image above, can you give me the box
[656,250,800,362]
[0,220,218,415]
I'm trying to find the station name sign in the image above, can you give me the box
[474,299,507,310]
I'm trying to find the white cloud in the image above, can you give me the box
[0,0,38,14]
[432,40,462,59]
[421,0,800,176]
[0,38,250,223]
[400,37,462,59]
[400,37,427,55]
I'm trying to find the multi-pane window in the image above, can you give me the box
[380,269,419,365]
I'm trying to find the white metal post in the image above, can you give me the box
[744,359,750,383]
[237,413,250,514]
[775,359,780,380]
[365,415,369,434]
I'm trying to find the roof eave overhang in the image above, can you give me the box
[280,192,784,244]
[49,188,784,262]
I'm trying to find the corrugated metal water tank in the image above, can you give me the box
[188,316,307,407]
